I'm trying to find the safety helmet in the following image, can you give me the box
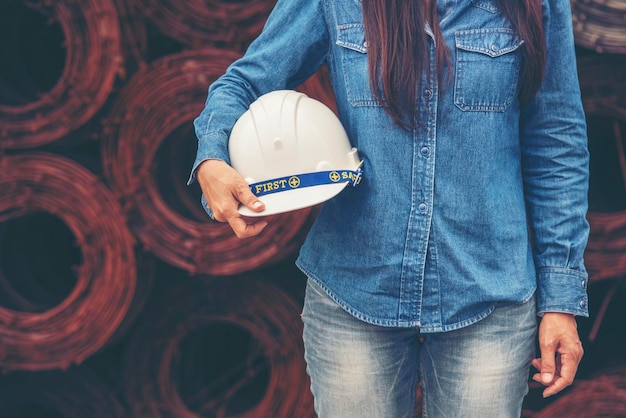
[229,90,362,217]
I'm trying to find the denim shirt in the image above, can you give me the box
[190,0,590,332]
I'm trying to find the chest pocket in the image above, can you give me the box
[336,24,381,107]
[454,29,523,112]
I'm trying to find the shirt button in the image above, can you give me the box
[581,279,587,289]
[363,41,368,48]
[423,89,433,99]
[579,299,587,309]
[420,146,430,157]
[418,203,428,212]
[490,44,499,52]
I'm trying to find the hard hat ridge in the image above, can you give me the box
[247,89,301,172]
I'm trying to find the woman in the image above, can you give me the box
[190,0,589,416]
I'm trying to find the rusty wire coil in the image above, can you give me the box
[0,0,122,149]
[576,55,626,282]
[129,0,277,50]
[106,250,155,346]
[571,0,626,54]
[122,274,314,418]
[111,0,148,79]
[0,211,85,314]
[534,371,626,417]
[0,367,129,417]
[0,152,136,371]
[101,49,318,276]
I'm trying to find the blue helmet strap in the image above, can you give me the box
[248,168,363,197]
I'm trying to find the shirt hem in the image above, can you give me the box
[296,259,534,333]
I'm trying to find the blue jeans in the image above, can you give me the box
[301,279,537,418]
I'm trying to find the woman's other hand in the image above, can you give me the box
[532,312,584,398]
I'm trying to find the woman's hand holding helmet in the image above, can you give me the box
[196,159,268,238]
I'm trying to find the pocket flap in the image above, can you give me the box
[455,29,523,58]
[337,24,368,54]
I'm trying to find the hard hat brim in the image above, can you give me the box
[238,182,349,217]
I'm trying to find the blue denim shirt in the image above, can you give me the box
[190,0,590,332]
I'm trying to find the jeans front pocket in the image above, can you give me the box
[336,24,382,107]
[454,28,523,112]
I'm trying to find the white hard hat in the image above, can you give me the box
[229,90,362,217]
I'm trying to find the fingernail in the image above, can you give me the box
[542,373,553,383]
[252,201,263,209]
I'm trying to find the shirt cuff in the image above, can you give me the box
[536,267,589,317]
[201,194,216,220]
[188,156,222,220]
[188,133,230,219]
[187,133,230,186]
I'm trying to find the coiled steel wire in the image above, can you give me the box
[0,153,136,371]
[0,0,122,149]
[100,49,319,276]
[122,274,314,418]
[111,0,148,78]
[128,0,277,50]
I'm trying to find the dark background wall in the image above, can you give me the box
[0,1,625,417]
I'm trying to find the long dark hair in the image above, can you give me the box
[362,0,546,129]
